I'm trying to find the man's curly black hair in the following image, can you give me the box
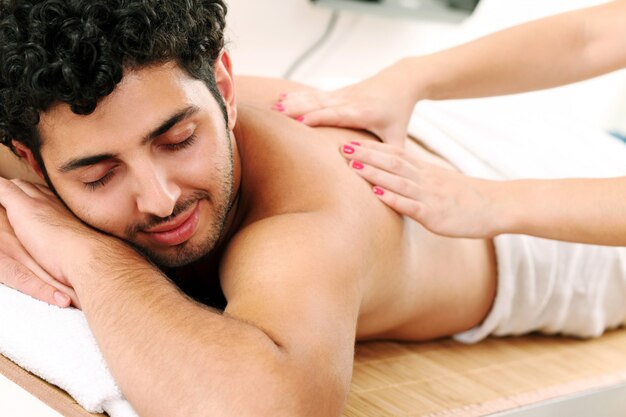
[0,0,228,161]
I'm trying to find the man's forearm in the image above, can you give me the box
[411,2,626,102]
[70,239,294,417]
[496,177,626,246]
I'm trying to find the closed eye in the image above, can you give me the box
[84,169,115,191]
[164,134,197,151]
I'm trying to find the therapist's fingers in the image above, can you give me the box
[275,91,368,128]
[341,140,424,178]
[295,106,367,129]
[368,186,426,222]
[275,92,410,147]
[347,157,417,193]
[274,91,330,120]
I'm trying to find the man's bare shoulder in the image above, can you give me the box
[220,77,415,336]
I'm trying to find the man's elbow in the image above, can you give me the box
[276,370,350,417]
[185,365,349,417]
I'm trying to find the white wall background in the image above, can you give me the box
[226,0,626,133]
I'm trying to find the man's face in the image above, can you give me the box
[36,63,237,268]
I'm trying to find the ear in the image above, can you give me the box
[214,50,237,131]
[11,140,45,180]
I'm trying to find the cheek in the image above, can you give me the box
[177,142,228,188]
[59,188,137,237]
[185,158,218,185]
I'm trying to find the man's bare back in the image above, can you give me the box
[229,76,497,342]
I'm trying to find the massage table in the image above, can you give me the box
[4,329,626,416]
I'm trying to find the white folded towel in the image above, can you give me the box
[0,283,138,417]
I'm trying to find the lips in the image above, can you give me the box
[142,202,200,246]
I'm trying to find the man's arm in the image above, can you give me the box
[0,178,363,417]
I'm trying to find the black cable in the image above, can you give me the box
[283,9,341,80]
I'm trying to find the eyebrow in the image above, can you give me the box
[58,105,200,173]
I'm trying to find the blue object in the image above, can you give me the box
[609,131,626,144]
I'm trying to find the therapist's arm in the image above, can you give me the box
[277,0,626,145]
[339,140,626,246]
[402,0,626,100]
[491,177,626,246]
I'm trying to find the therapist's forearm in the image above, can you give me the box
[409,1,626,101]
[495,177,626,246]
[68,239,290,417]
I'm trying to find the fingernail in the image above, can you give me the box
[343,145,355,154]
[350,141,361,146]
[272,103,285,112]
[54,291,70,307]
[296,116,305,122]
[351,161,364,170]
[373,186,385,196]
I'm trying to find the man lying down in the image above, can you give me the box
[1,1,626,416]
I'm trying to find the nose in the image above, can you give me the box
[134,164,181,218]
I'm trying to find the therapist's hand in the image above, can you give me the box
[340,140,505,238]
[273,60,418,147]
[0,203,79,308]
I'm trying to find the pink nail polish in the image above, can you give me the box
[350,141,361,146]
[352,161,364,170]
[272,103,285,112]
[343,145,355,154]
[373,187,384,196]
[296,116,305,122]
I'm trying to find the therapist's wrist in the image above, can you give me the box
[396,55,440,102]
[492,180,539,237]
[375,58,420,103]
